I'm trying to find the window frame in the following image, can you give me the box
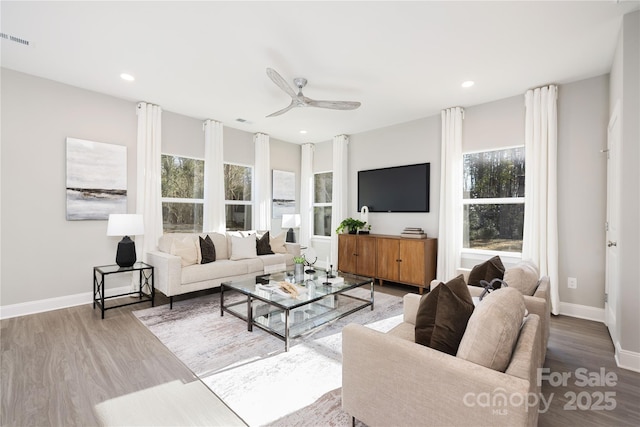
[160,153,205,233]
[461,145,525,258]
[224,161,254,231]
[312,170,333,239]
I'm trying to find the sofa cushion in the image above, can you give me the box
[415,274,474,355]
[199,235,216,264]
[468,255,505,288]
[270,231,288,254]
[170,237,198,267]
[256,231,275,255]
[230,235,258,260]
[504,261,539,296]
[457,287,526,372]
[208,232,228,260]
[181,260,249,285]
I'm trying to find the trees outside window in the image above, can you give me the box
[161,155,204,232]
[313,172,333,237]
[225,163,253,231]
[463,147,525,253]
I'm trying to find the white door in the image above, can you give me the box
[605,103,621,345]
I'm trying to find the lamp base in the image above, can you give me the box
[286,227,296,243]
[116,236,137,267]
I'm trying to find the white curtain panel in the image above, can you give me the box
[133,102,163,289]
[300,143,315,247]
[203,119,225,233]
[254,132,271,231]
[330,135,349,268]
[437,107,464,281]
[524,85,560,315]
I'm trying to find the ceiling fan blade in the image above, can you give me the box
[266,68,297,99]
[306,99,361,110]
[266,101,296,117]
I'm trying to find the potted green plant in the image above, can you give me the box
[293,256,305,280]
[336,218,367,234]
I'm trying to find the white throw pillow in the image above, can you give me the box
[230,234,258,260]
[170,237,198,267]
[270,231,287,254]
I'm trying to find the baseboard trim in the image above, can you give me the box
[558,301,605,323]
[0,286,131,320]
[615,342,640,373]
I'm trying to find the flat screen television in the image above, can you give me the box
[358,163,430,212]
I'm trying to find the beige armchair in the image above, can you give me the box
[342,291,542,427]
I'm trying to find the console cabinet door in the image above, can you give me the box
[356,235,377,277]
[399,239,426,285]
[338,234,357,274]
[376,238,400,282]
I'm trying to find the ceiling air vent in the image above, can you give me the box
[0,33,31,47]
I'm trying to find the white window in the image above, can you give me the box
[224,163,253,231]
[313,172,333,237]
[161,154,204,233]
[462,147,525,255]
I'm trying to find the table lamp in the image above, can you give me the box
[107,214,144,267]
[282,213,301,243]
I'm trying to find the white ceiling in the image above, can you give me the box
[2,1,638,144]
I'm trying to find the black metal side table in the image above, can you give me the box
[93,262,154,319]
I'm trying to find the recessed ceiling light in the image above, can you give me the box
[300,130,307,134]
[461,80,475,88]
[120,73,135,81]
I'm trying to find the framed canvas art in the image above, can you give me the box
[66,137,127,220]
[272,169,295,219]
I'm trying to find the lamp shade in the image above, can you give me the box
[107,214,144,237]
[282,214,301,228]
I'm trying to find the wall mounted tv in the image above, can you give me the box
[358,163,430,213]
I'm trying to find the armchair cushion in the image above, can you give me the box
[457,287,526,372]
[468,255,505,287]
[504,260,539,296]
[415,274,474,355]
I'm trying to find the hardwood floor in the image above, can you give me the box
[2,284,639,426]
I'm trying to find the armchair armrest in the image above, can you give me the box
[146,250,182,297]
[342,324,537,427]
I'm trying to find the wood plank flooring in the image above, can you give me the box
[2,284,639,426]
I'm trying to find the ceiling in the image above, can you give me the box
[2,1,638,144]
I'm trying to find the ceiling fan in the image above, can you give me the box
[265,68,361,117]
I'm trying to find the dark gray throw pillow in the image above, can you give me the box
[468,255,505,288]
[256,231,274,255]
[199,235,216,264]
[415,274,474,355]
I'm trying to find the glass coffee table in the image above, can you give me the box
[220,270,374,351]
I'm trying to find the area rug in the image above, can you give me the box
[133,288,404,426]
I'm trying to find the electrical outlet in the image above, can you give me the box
[568,277,577,289]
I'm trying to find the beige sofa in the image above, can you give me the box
[431,264,551,360]
[342,289,543,427]
[147,232,300,308]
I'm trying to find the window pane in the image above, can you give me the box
[463,148,525,199]
[314,172,333,203]
[161,155,204,199]
[225,164,252,201]
[162,202,203,233]
[313,206,332,237]
[463,204,524,252]
[226,204,252,231]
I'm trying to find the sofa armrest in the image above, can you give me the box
[342,324,537,427]
[146,251,182,297]
[284,242,301,257]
